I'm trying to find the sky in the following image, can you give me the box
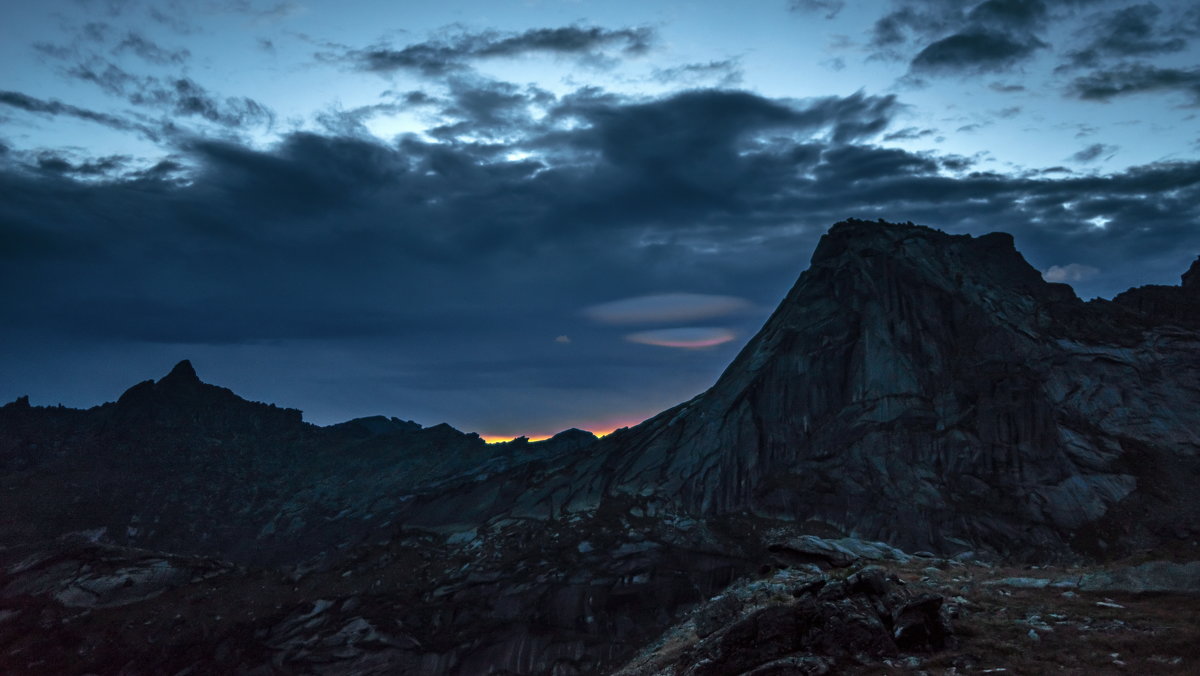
[2,0,1199,439]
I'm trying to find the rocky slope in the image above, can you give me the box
[2,219,1199,674]
[0,360,595,566]
[397,220,1200,560]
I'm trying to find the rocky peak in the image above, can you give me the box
[3,395,30,410]
[159,359,200,387]
[110,359,303,435]
[503,219,1200,560]
[807,219,1072,307]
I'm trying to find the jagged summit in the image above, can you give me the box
[159,359,200,386]
[463,219,1200,560]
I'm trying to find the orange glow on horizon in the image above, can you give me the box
[481,434,553,444]
[481,416,648,445]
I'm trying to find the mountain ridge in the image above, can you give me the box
[384,219,1200,561]
[4,219,1200,562]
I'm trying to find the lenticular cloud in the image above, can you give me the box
[624,327,736,349]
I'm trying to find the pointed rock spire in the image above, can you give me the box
[160,359,200,386]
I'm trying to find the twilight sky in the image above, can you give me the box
[2,0,1199,439]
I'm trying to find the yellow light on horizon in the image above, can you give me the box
[480,416,647,445]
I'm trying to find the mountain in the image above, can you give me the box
[0,360,593,566]
[2,219,1199,674]
[397,219,1200,560]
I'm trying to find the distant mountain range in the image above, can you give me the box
[3,219,1199,674]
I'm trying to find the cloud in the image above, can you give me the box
[969,0,1047,27]
[789,0,845,20]
[870,5,945,50]
[651,59,743,87]
[883,126,936,141]
[583,293,751,324]
[555,335,571,344]
[625,328,737,349]
[1070,143,1117,163]
[5,79,1200,430]
[113,32,191,65]
[65,60,275,128]
[911,30,1045,74]
[1063,3,1189,69]
[1043,263,1099,283]
[0,85,909,348]
[0,90,159,139]
[870,0,1048,75]
[331,25,656,77]
[1067,63,1200,104]
[429,77,553,141]
[221,0,304,23]
[35,151,129,176]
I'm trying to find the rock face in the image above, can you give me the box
[453,220,1200,559]
[618,564,950,676]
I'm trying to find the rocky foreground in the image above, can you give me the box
[3,219,1200,673]
[3,528,1198,674]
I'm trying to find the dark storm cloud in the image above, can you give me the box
[0,90,159,138]
[1062,3,1191,69]
[5,80,1200,430]
[334,25,655,77]
[0,86,907,344]
[1068,63,1200,104]
[65,60,275,128]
